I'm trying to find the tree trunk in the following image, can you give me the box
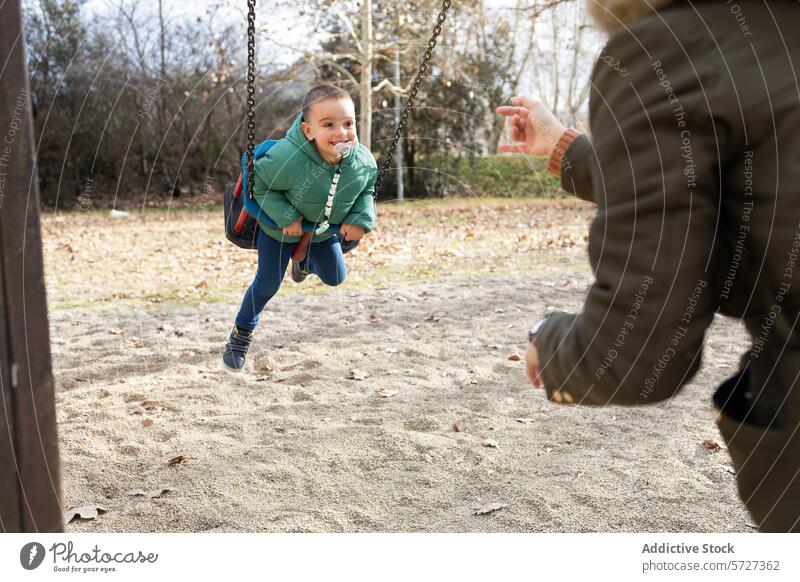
[359,0,373,149]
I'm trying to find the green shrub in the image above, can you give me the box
[378,154,564,200]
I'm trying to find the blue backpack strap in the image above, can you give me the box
[239,139,284,229]
[240,139,278,198]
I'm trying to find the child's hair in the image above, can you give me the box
[302,84,353,121]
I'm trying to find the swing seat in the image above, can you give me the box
[223,139,343,250]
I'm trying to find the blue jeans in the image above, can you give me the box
[234,229,347,331]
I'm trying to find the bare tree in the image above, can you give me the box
[525,0,600,128]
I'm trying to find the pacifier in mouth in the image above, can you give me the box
[334,141,353,158]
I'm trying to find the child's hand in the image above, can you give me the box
[339,224,365,241]
[283,218,303,236]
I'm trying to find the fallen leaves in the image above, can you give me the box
[702,439,725,452]
[507,353,521,361]
[168,455,189,466]
[43,199,592,310]
[452,420,466,433]
[125,486,176,499]
[128,399,159,415]
[347,369,369,381]
[472,502,507,516]
[65,505,107,523]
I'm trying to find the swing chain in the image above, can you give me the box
[246,0,257,200]
[374,0,451,198]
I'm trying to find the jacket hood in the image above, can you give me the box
[587,0,673,34]
[285,114,357,168]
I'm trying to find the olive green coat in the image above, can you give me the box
[535,0,800,531]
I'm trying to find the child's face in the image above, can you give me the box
[301,98,358,163]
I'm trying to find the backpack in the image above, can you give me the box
[223,139,279,250]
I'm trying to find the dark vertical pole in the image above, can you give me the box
[0,0,64,532]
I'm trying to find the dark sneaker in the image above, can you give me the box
[291,260,309,283]
[222,325,254,371]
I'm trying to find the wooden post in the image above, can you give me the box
[0,0,64,533]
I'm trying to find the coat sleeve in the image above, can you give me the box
[559,133,597,204]
[252,152,302,228]
[343,169,377,233]
[534,28,727,406]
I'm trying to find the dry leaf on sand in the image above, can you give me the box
[347,369,369,381]
[472,502,507,516]
[64,505,107,523]
[702,439,725,452]
[125,486,176,499]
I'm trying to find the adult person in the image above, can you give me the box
[498,0,800,532]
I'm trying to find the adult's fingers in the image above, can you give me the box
[511,125,524,142]
[496,105,529,117]
[510,96,541,111]
[498,143,528,154]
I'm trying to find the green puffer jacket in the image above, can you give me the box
[251,115,377,243]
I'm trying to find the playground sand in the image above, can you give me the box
[51,271,753,532]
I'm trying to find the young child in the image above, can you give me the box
[223,84,377,371]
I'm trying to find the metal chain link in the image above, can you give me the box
[374,0,451,197]
[245,0,450,200]
[246,0,257,199]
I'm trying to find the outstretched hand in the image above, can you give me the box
[496,97,566,158]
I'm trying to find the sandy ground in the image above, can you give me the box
[46,201,753,532]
